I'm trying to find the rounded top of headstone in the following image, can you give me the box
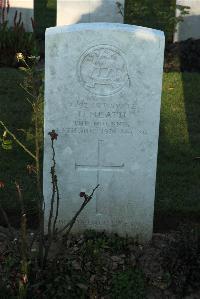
[46,23,165,40]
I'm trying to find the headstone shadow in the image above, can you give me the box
[175,13,200,42]
[154,14,200,232]
[57,0,124,26]
[178,14,200,150]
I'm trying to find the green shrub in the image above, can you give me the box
[125,0,190,43]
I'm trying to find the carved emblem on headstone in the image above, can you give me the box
[78,45,129,96]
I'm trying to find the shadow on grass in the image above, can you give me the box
[154,71,200,232]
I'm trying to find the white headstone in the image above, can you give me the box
[44,23,165,242]
[57,0,124,26]
[7,0,34,32]
[174,0,200,41]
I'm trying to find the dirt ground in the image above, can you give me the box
[0,224,199,298]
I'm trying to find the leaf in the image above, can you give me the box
[2,139,13,150]
[18,67,28,72]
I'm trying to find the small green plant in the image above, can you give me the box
[111,268,146,299]
[83,230,134,254]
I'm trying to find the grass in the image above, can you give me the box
[0,68,37,219]
[0,69,200,226]
[156,73,200,215]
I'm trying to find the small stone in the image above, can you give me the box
[130,254,136,267]
[111,256,122,262]
[90,275,96,283]
[72,261,81,270]
[112,262,118,270]
[76,283,88,290]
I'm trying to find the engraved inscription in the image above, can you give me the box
[58,218,135,227]
[78,45,129,96]
[75,140,124,213]
[61,95,140,136]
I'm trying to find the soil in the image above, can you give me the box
[0,226,200,298]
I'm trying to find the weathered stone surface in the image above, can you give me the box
[7,0,34,32]
[57,0,124,26]
[44,23,165,241]
[174,0,200,41]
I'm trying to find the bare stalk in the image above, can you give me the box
[52,185,99,263]
[47,139,56,236]
[0,121,36,160]
[43,138,57,267]
[33,100,44,267]
[52,174,60,235]
[20,84,36,100]
[43,134,99,266]
[15,182,28,299]
[116,1,124,17]
[58,184,99,237]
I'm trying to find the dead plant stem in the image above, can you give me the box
[0,121,36,160]
[58,184,99,237]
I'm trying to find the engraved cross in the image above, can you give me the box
[75,140,125,213]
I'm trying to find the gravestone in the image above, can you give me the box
[7,0,34,32]
[174,0,200,41]
[44,23,165,241]
[57,0,124,26]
